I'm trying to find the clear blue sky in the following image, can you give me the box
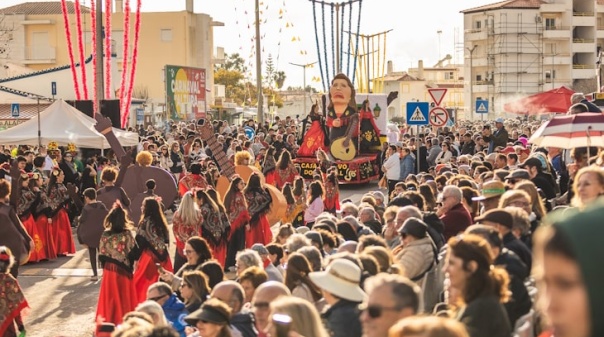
[3,0,494,90]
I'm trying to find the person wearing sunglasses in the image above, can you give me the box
[360,274,420,337]
[146,281,188,337]
[184,298,232,337]
[251,281,291,337]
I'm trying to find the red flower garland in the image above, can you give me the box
[104,0,112,99]
[60,0,81,99]
[119,0,131,121]
[123,0,142,128]
[75,0,88,100]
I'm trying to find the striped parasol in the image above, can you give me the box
[528,113,604,149]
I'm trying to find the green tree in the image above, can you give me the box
[216,53,248,73]
[264,54,275,87]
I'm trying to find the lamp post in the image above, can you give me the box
[466,45,477,120]
[289,61,317,115]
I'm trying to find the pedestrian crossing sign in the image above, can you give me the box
[476,99,489,114]
[406,102,429,125]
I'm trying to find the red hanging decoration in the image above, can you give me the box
[104,0,112,99]
[90,0,97,115]
[60,0,81,99]
[119,0,131,118]
[75,0,88,100]
[123,0,142,128]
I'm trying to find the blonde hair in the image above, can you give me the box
[571,166,604,208]
[136,151,153,167]
[176,192,201,225]
[498,190,531,208]
[388,316,469,337]
[135,300,169,326]
[270,296,329,337]
[235,151,252,165]
[515,181,546,219]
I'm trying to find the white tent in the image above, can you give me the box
[0,99,139,148]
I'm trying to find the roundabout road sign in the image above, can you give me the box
[429,107,449,127]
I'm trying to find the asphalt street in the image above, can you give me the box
[18,181,380,337]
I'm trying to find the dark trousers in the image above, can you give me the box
[88,247,98,276]
[388,179,398,200]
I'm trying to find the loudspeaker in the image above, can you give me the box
[66,100,94,118]
[100,99,121,129]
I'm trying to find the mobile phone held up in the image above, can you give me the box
[155,263,165,274]
[272,314,292,337]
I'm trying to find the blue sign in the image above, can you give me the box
[51,81,57,96]
[476,99,489,114]
[406,102,429,125]
[10,103,19,118]
[136,108,144,124]
[244,126,255,140]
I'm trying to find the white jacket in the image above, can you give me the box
[383,154,401,181]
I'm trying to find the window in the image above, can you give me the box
[476,74,482,82]
[401,84,410,93]
[474,21,482,30]
[545,18,556,30]
[545,70,556,82]
[160,29,173,42]
[445,71,454,80]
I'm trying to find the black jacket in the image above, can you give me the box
[532,173,556,200]
[458,295,511,337]
[322,299,362,337]
[231,311,258,337]
[502,232,532,273]
[461,141,476,155]
[495,249,532,327]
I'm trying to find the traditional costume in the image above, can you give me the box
[178,173,208,197]
[323,179,340,215]
[96,230,138,325]
[0,271,28,336]
[274,164,298,191]
[133,217,173,303]
[47,183,75,256]
[199,203,230,267]
[17,186,46,262]
[224,191,250,269]
[262,154,277,186]
[326,105,359,160]
[297,107,328,158]
[171,210,202,272]
[281,199,306,228]
[244,187,273,248]
[33,189,56,260]
[358,100,382,153]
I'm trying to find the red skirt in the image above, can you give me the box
[96,264,137,325]
[21,215,48,262]
[52,209,75,255]
[265,171,276,186]
[210,241,227,267]
[245,214,273,248]
[297,120,328,157]
[133,249,173,303]
[35,215,57,260]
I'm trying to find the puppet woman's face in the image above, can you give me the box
[330,79,352,105]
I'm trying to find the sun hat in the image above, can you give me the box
[472,180,506,201]
[309,259,366,302]
[184,302,230,326]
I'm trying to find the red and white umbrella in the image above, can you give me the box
[529,113,604,149]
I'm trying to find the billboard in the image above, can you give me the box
[165,65,206,120]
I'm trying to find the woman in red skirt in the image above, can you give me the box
[133,197,173,303]
[196,188,230,267]
[172,192,203,273]
[262,147,277,186]
[16,172,47,262]
[47,167,75,256]
[244,173,273,247]
[274,150,298,190]
[96,202,138,325]
[32,173,56,260]
[323,170,340,215]
[223,176,250,270]
[0,246,29,337]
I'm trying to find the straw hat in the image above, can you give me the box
[309,259,366,302]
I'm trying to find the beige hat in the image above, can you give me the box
[309,259,366,302]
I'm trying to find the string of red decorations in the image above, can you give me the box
[119,0,131,118]
[123,0,143,128]
[75,0,88,100]
[60,0,81,99]
[90,0,98,115]
[104,0,112,99]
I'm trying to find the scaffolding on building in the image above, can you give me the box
[485,12,544,113]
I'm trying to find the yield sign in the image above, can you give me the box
[428,88,448,106]
[429,107,449,127]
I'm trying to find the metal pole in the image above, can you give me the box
[95,0,104,113]
[467,45,477,121]
[255,0,264,124]
[366,35,370,92]
[335,4,340,73]
[37,97,41,149]
[416,126,420,173]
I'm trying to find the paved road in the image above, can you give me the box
[19,182,380,337]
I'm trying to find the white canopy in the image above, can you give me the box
[0,99,139,148]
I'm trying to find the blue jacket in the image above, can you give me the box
[162,294,188,337]
[399,154,415,181]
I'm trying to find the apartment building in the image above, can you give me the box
[462,0,604,118]
[0,0,223,110]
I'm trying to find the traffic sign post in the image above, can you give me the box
[428,88,448,106]
[406,102,429,125]
[11,103,19,118]
[429,106,449,127]
[476,99,489,121]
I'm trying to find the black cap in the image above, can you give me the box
[398,217,428,238]
[519,157,542,169]
[475,209,514,229]
[504,169,530,181]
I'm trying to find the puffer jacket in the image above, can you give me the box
[394,236,435,281]
[162,294,188,337]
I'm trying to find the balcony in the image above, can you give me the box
[23,46,56,64]
[597,26,604,38]
[472,82,492,93]
[543,26,571,39]
[540,3,567,13]
[572,65,596,79]
[572,13,595,26]
[572,38,596,53]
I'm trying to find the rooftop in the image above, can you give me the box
[0,1,90,15]
[461,0,545,14]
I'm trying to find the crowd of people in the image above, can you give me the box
[1,82,604,337]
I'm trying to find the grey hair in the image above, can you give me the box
[398,205,422,220]
[236,249,263,269]
[285,234,311,253]
[135,301,169,326]
[297,246,323,272]
[364,274,421,314]
[442,185,462,203]
[341,202,359,217]
[570,92,585,104]
[359,207,376,220]
[505,206,531,236]
[148,282,172,296]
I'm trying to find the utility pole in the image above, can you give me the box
[437,30,442,60]
[255,0,264,125]
[95,0,104,115]
[290,62,317,116]
[335,3,340,73]
[467,45,477,120]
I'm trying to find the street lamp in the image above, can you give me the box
[289,61,317,115]
[466,45,477,120]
